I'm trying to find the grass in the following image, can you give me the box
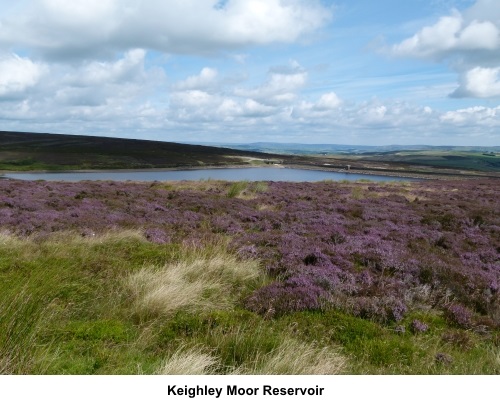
[1,231,344,374]
[127,250,262,319]
[277,310,500,374]
[226,181,268,198]
[156,346,219,375]
[1,229,498,374]
[234,338,345,375]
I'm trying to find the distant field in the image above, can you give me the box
[347,151,500,173]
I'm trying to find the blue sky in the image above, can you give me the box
[0,0,499,145]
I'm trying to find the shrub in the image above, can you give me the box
[410,319,429,334]
[445,304,473,329]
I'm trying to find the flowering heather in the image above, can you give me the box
[445,304,474,329]
[410,319,429,333]
[1,178,499,326]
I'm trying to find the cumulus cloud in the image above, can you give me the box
[440,105,500,125]
[234,61,307,105]
[2,57,500,144]
[69,49,147,86]
[0,47,165,136]
[173,68,219,91]
[0,0,498,146]
[0,53,44,98]
[0,0,331,60]
[316,92,342,110]
[48,49,163,108]
[391,0,500,99]
[451,66,500,98]
[392,12,500,59]
[170,90,215,109]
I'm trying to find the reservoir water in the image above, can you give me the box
[3,167,417,182]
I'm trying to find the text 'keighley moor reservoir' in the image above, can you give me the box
[167,385,325,398]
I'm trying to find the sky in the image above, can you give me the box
[0,0,499,146]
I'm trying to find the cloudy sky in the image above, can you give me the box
[0,0,499,145]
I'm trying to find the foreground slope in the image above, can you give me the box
[1,178,498,374]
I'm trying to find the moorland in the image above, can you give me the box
[1,177,499,374]
[1,131,500,180]
[0,131,499,374]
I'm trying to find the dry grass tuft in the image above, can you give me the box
[156,346,219,375]
[234,338,346,375]
[127,250,262,319]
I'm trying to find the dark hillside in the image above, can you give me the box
[0,131,281,171]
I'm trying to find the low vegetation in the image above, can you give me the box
[2,131,499,177]
[0,178,499,374]
[0,232,344,374]
[0,131,282,171]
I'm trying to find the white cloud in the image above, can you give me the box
[316,92,342,110]
[2,64,500,144]
[391,0,500,99]
[392,13,464,58]
[440,105,500,125]
[242,98,275,117]
[458,20,499,50]
[217,99,243,119]
[234,61,308,105]
[48,49,160,108]
[39,0,118,28]
[268,71,308,92]
[364,105,388,122]
[0,47,165,135]
[0,53,44,98]
[173,68,219,90]
[392,11,500,59]
[170,90,215,108]
[64,49,147,87]
[452,66,500,98]
[168,89,276,122]
[291,92,343,122]
[0,0,331,60]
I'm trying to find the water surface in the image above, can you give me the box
[3,167,417,182]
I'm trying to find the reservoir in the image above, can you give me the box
[3,167,417,182]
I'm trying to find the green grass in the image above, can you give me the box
[0,160,80,171]
[226,181,268,198]
[277,311,499,374]
[0,231,343,374]
[0,231,498,374]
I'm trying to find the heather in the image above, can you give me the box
[0,178,499,374]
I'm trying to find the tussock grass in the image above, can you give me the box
[153,326,346,375]
[1,226,498,375]
[151,180,227,193]
[127,250,262,319]
[234,338,345,375]
[226,181,250,198]
[226,181,268,199]
[156,346,219,375]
